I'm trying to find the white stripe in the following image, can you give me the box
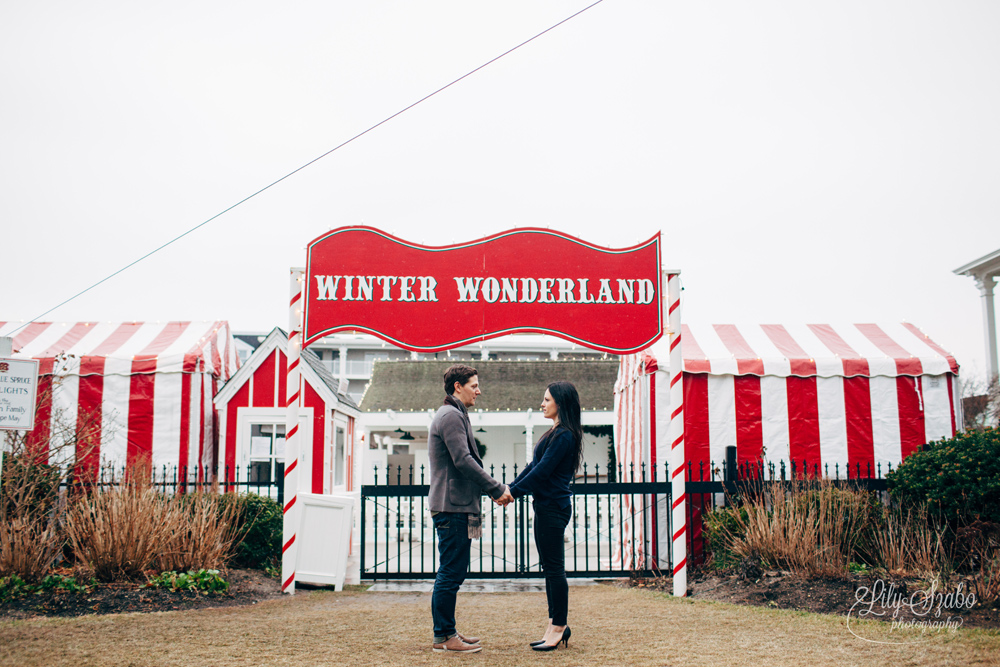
[737,324,790,377]
[17,323,64,357]
[689,324,739,375]
[782,323,844,377]
[152,370,182,469]
[834,324,899,377]
[869,376,902,470]
[113,323,170,358]
[760,376,790,470]
[49,356,80,467]
[921,375,953,442]
[816,377,848,478]
[100,357,132,468]
[706,375,736,470]
[883,323,951,375]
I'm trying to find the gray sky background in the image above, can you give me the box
[3,1,998,380]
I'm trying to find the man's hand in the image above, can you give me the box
[494,486,514,507]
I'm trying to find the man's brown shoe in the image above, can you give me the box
[432,636,482,653]
[457,632,481,645]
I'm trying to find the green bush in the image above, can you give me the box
[887,428,1000,524]
[221,493,283,570]
[146,569,229,593]
[0,573,91,601]
[703,505,749,570]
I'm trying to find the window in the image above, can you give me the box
[249,423,285,484]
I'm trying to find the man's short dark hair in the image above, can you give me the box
[444,364,478,395]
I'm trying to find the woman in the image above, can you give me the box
[507,381,583,651]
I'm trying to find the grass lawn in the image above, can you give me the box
[1,584,998,667]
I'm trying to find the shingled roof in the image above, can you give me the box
[359,360,618,412]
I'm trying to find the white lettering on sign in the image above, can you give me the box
[314,275,441,302]
[314,275,655,305]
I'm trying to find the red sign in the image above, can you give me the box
[303,227,663,354]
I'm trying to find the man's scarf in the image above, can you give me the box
[443,394,483,539]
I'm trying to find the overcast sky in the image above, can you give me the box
[3,1,998,380]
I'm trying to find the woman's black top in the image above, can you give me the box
[507,427,576,510]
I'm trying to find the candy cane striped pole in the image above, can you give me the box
[666,271,687,597]
[282,268,305,594]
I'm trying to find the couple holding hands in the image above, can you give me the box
[428,364,581,654]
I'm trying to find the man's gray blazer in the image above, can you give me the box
[428,403,505,513]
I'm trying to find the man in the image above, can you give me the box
[428,364,513,653]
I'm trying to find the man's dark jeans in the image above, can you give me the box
[431,512,471,642]
[533,501,572,626]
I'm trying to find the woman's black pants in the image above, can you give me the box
[532,501,572,626]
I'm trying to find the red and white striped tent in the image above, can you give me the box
[614,322,962,569]
[1,321,239,472]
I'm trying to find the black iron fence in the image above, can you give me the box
[361,462,673,580]
[59,464,284,504]
[362,448,895,579]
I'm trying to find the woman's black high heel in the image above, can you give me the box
[531,626,570,651]
[529,640,545,647]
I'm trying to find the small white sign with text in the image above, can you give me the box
[0,357,39,430]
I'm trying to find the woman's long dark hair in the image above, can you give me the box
[546,381,584,473]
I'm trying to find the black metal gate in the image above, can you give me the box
[360,463,672,580]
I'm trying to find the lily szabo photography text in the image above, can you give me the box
[848,579,978,642]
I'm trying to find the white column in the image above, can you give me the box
[282,268,305,594]
[480,348,490,361]
[666,271,687,598]
[339,345,349,383]
[976,274,999,380]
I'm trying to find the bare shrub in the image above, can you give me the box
[872,506,951,577]
[65,482,183,581]
[155,490,241,573]
[712,480,874,578]
[1,362,102,581]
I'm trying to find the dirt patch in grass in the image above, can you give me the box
[620,569,1000,631]
[0,569,282,619]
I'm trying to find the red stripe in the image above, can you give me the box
[714,324,765,376]
[253,349,276,407]
[285,459,298,476]
[304,381,325,494]
[786,377,821,476]
[126,356,157,468]
[288,358,300,373]
[681,325,711,373]
[669,335,680,352]
[225,382,248,484]
[287,424,299,440]
[673,524,687,541]
[136,323,191,356]
[843,377,874,478]
[900,322,959,375]
[39,322,98,357]
[290,291,302,306]
[12,322,52,351]
[734,376,763,467]
[670,371,682,387]
[855,323,923,376]
[282,535,296,553]
[671,406,682,420]
[807,324,869,377]
[761,324,816,376]
[178,370,192,483]
[672,495,684,509]
[278,350,288,404]
[671,435,682,449]
[282,573,295,591]
[90,322,143,356]
[672,464,684,479]
[672,556,687,576]
[26,358,55,462]
[77,356,105,481]
[947,375,956,436]
[896,376,926,459]
[669,299,680,315]
[284,495,297,513]
[683,373,710,480]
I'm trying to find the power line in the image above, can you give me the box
[8,0,606,338]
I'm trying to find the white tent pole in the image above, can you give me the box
[282,268,305,594]
[666,271,687,597]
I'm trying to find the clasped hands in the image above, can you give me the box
[494,485,514,507]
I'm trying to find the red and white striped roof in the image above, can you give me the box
[655,323,958,378]
[0,321,239,378]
